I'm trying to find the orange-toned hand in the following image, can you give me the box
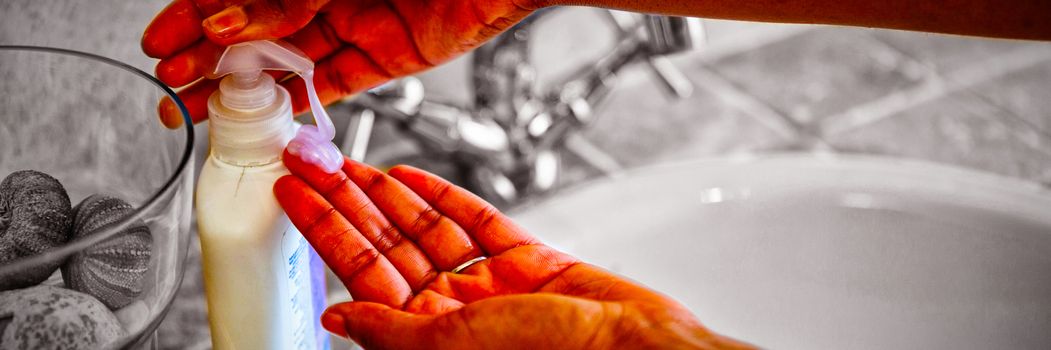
[273,152,752,349]
[141,0,537,128]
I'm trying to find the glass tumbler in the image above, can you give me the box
[0,46,194,349]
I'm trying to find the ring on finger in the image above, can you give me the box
[450,256,488,274]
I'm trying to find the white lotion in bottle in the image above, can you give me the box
[196,40,342,350]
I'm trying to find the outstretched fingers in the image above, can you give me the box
[387,165,539,255]
[274,175,411,308]
[387,166,593,295]
[283,151,439,292]
[341,160,485,272]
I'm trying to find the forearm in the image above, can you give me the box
[535,0,1051,41]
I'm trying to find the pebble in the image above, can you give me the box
[0,285,125,349]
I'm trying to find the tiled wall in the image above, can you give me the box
[4,3,1048,349]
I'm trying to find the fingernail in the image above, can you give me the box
[202,6,248,38]
[158,97,184,129]
[321,311,348,338]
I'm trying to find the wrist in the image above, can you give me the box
[616,307,754,349]
[638,325,752,349]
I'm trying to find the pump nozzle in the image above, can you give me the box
[210,40,344,173]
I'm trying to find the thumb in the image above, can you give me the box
[322,301,434,349]
[201,0,328,45]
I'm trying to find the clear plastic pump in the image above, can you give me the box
[208,40,344,173]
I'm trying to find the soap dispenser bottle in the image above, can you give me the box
[195,40,342,350]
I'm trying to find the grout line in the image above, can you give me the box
[863,30,1045,144]
[866,32,950,80]
[688,66,806,141]
[819,45,1051,136]
[862,32,942,83]
[684,22,815,64]
[966,90,1051,155]
[845,33,1051,186]
[599,22,817,146]
[608,23,811,94]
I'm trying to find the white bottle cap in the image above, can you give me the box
[208,73,294,166]
[218,71,276,110]
[207,40,344,172]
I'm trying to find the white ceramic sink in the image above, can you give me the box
[511,154,1051,350]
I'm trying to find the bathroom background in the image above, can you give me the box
[3,0,1050,348]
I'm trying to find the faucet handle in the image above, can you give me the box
[646,56,694,99]
[602,10,642,36]
[642,15,705,56]
[638,16,704,99]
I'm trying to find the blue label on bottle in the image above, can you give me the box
[283,229,329,350]
[309,245,331,350]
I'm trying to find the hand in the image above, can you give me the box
[142,0,539,128]
[273,152,752,349]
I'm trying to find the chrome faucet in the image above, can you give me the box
[341,9,704,206]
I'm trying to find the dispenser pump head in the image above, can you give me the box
[209,40,344,173]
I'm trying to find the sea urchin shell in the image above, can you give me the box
[61,194,152,309]
[0,170,74,291]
